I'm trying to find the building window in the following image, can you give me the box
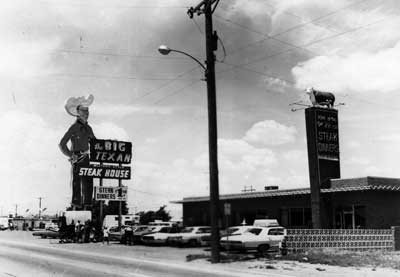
[283,207,311,228]
[335,205,366,229]
[290,208,304,226]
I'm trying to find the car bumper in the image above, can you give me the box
[220,241,245,250]
[142,238,167,245]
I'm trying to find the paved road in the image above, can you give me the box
[0,232,291,277]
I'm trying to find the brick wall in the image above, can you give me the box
[392,226,400,251]
[286,229,394,251]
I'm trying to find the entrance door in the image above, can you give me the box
[343,211,354,229]
[335,206,355,229]
[335,211,343,228]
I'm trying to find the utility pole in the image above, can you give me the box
[15,204,18,218]
[38,197,43,219]
[188,0,220,263]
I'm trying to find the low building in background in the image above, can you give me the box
[173,176,400,229]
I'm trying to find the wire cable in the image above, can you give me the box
[130,65,201,103]
[211,0,220,14]
[192,18,204,34]
[56,49,188,60]
[222,0,372,58]
[213,14,318,56]
[216,36,227,63]
[153,79,202,104]
[216,16,389,79]
[47,73,199,81]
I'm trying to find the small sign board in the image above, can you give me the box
[94,186,127,201]
[224,203,231,216]
[90,139,132,164]
[78,164,131,180]
[315,110,339,161]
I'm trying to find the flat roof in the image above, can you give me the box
[172,176,400,203]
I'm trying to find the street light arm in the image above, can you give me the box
[169,49,207,71]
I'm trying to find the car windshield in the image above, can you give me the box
[245,228,263,235]
[268,228,285,235]
[150,226,163,232]
[159,227,171,233]
[227,227,239,234]
[180,227,194,233]
[198,228,210,233]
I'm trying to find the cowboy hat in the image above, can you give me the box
[64,94,94,116]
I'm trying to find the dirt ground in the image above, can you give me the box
[188,249,400,276]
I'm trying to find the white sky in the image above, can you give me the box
[1,0,400,219]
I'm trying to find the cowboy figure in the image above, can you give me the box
[59,95,96,210]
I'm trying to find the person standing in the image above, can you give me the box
[103,226,110,245]
[125,225,133,245]
[59,212,67,243]
[59,95,96,210]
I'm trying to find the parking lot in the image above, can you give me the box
[3,230,400,276]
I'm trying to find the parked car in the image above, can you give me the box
[168,226,211,247]
[141,226,181,245]
[32,227,60,239]
[130,225,160,244]
[108,225,128,241]
[220,226,286,253]
[200,225,252,246]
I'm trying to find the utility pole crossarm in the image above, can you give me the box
[187,0,219,18]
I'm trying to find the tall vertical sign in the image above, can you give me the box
[305,107,340,228]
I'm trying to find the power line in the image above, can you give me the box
[192,18,204,35]
[261,0,357,37]
[56,49,189,60]
[270,0,371,38]
[153,79,202,104]
[37,1,190,9]
[130,188,177,198]
[216,16,389,79]
[130,65,201,103]
[223,0,372,58]
[46,73,199,81]
[213,14,319,57]
[218,61,296,85]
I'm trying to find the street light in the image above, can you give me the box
[158,45,206,71]
[158,42,221,262]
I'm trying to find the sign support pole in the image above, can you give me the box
[118,163,122,229]
[99,162,103,227]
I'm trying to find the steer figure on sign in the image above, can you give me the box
[306,87,335,109]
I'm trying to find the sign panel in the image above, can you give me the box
[315,110,339,161]
[94,186,127,201]
[305,107,341,189]
[90,139,132,164]
[78,165,131,179]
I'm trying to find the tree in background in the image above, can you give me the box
[139,205,172,225]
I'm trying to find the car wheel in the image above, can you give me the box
[188,239,198,247]
[257,244,270,254]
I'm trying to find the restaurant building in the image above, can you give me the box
[174,176,400,229]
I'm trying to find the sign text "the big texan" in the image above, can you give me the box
[90,139,132,164]
[316,110,339,161]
